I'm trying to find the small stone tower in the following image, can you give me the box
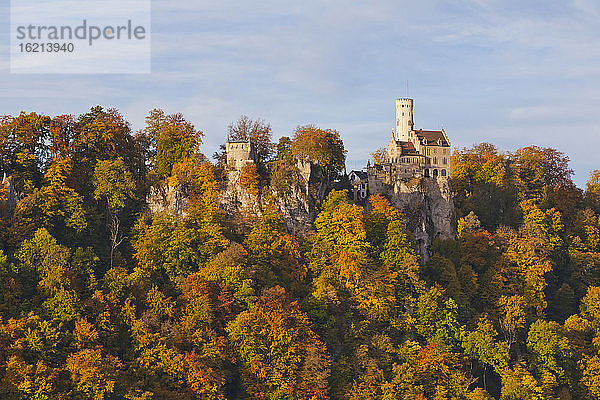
[226,138,255,169]
[395,98,414,141]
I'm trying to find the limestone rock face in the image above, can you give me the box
[274,160,333,236]
[386,176,455,261]
[147,184,188,217]
[1,176,18,216]
[276,183,314,235]
[218,160,330,236]
[221,168,261,216]
[145,165,454,263]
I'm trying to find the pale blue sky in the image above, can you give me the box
[1,0,598,187]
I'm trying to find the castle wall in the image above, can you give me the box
[422,145,450,177]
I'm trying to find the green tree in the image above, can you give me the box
[142,109,203,178]
[526,320,573,386]
[93,158,135,268]
[462,315,509,390]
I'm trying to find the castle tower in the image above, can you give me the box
[226,138,255,169]
[395,98,414,141]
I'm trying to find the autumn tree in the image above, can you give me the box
[227,286,331,399]
[370,147,387,165]
[71,107,141,199]
[585,169,600,212]
[142,109,203,178]
[228,115,274,163]
[66,348,122,399]
[512,146,581,222]
[451,143,517,229]
[291,125,346,181]
[0,112,50,193]
[309,190,370,302]
[94,158,135,268]
[133,212,229,282]
[239,164,260,196]
[9,156,87,245]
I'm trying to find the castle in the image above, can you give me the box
[222,99,451,204]
[350,98,451,200]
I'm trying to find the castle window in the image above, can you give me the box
[433,157,437,164]
[443,158,447,165]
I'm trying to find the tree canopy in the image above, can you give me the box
[0,106,597,399]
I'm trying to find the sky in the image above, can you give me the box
[1,0,598,187]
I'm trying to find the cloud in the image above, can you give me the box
[0,0,598,187]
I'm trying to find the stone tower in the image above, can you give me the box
[226,139,255,169]
[395,98,414,141]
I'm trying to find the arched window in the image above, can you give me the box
[441,169,447,176]
[424,169,430,177]
[433,169,438,178]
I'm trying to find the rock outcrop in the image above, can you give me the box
[220,168,261,216]
[386,176,455,261]
[1,174,18,216]
[274,160,330,236]
[220,159,330,236]
[145,164,454,262]
[147,184,189,217]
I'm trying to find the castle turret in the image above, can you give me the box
[226,138,255,169]
[395,98,414,141]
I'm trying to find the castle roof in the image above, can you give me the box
[349,170,368,180]
[227,139,251,144]
[397,141,421,156]
[414,130,449,146]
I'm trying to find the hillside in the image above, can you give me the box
[0,108,598,399]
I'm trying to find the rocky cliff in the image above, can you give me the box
[274,160,331,236]
[0,175,18,217]
[147,183,189,217]
[220,167,262,217]
[386,176,455,261]
[220,159,329,236]
[146,166,454,261]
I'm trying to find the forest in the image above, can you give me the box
[0,106,599,399]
